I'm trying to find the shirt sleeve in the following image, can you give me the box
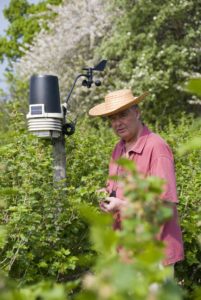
[150,155,178,203]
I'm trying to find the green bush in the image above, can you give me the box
[0,102,114,285]
[158,116,201,296]
[0,100,200,298]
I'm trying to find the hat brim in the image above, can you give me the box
[89,92,149,117]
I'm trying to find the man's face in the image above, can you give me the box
[109,107,140,142]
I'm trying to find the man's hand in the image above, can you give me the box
[97,188,108,194]
[100,197,125,213]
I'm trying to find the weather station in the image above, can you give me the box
[27,60,107,181]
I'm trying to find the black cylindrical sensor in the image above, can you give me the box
[29,75,61,113]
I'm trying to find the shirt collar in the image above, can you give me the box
[120,125,151,154]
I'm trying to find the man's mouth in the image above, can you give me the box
[116,128,126,134]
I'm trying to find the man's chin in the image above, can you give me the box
[116,131,129,140]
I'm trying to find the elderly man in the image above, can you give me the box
[89,89,184,267]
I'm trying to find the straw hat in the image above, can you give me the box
[89,89,149,117]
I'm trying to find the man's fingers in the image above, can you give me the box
[100,201,110,212]
[97,188,107,193]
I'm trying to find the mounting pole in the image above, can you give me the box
[52,135,66,183]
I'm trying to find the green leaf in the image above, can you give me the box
[186,78,201,96]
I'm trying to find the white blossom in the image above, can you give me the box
[15,0,114,111]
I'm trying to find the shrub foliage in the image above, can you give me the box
[0,101,200,298]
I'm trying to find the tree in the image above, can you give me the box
[0,0,62,63]
[98,0,201,123]
[14,0,112,108]
[13,0,201,123]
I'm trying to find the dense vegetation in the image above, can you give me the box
[0,101,200,299]
[99,0,201,122]
[0,0,200,299]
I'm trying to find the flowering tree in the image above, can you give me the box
[15,0,112,111]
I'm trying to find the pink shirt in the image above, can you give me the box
[107,126,184,265]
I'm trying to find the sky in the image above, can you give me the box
[0,0,9,92]
[0,0,40,92]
